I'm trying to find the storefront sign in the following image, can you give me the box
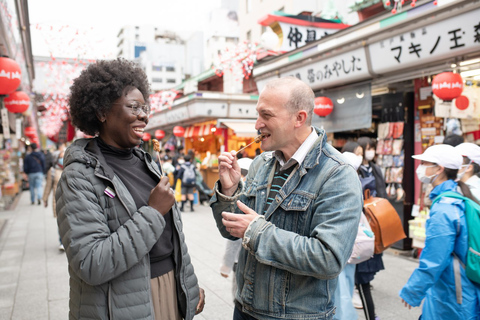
[280,48,370,91]
[228,102,258,118]
[188,101,228,118]
[165,106,189,123]
[369,8,480,74]
[277,22,343,52]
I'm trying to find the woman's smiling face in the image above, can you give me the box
[98,88,148,149]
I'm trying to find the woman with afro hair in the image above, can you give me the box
[56,58,204,320]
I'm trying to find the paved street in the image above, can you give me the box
[0,191,422,320]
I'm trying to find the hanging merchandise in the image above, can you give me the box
[0,57,21,95]
[3,91,30,113]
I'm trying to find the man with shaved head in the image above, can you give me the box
[211,77,363,320]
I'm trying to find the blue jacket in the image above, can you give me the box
[23,151,45,174]
[399,180,480,319]
[211,127,363,320]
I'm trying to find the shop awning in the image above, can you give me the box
[184,124,215,138]
[218,119,257,137]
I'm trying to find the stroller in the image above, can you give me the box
[195,171,213,205]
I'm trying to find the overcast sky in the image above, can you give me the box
[28,0,222,58]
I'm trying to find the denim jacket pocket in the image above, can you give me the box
[273,192,314,235]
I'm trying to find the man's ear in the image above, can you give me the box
[295,110,308,128]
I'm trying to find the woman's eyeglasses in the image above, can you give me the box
[113,101,151,116]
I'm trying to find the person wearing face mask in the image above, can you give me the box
[333,151,364,320]
[43,143,67,251]
[343,139,385,320]
[400,144,480,319]
[455,142,480,201]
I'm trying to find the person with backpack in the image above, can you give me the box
[178,154,197,212]
[342,139,386,320]
[334,151,374,320]
[399,144,480,319]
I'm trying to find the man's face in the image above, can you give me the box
[255,87,296,153]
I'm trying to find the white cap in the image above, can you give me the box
[342,152,362,170]
[237,158,253,171]
[455,143,480,164]
[412,144,463,169]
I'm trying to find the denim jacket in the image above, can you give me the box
[210,127,363,320]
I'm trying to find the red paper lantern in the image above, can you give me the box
[155,129,165,140]
[4,91,30,113]
[173,126,185,137]
[24,126,36,137]
[455,95,469,110]
[0,57,21,95]
[314,97,334,117]
[142,132,151,141]
[432,72,463,101]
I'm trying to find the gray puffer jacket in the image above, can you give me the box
[56,138,199,320]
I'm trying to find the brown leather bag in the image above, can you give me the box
[363,189,406,254]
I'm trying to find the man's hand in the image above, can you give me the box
[218,151,241,196]
[222,200,259,238]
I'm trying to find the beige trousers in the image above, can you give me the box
[150,269,182,320]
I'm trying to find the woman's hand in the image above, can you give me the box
[195,287,205,314]
[218,151,241,196]
[148,176,175,215]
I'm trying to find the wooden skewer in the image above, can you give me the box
[236,134,265,154]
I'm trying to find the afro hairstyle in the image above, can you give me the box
[68,58,151,136]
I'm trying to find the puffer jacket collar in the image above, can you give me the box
[64,138,161,181]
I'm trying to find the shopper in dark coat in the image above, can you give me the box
[57,58,204,320]
[23,143,45,205]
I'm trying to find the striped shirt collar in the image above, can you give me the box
[274,127,317,171]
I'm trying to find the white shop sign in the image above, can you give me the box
[369,8,480,74]
[278,22,343,52]
[282,47,370,90]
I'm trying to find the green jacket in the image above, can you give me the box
[56,138,199,319]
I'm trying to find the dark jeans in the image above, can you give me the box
[233,306,258,320]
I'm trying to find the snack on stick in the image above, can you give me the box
[152,139,161,152]
[236,133,265,154]
[152,139,164,176]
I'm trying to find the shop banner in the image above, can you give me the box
[369,8,480,74]
[277,22,344,52]
[280,47,371,91]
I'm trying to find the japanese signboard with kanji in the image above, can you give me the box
[281,48,370,90]
[368,8,480,74]
[278,22,344,52]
